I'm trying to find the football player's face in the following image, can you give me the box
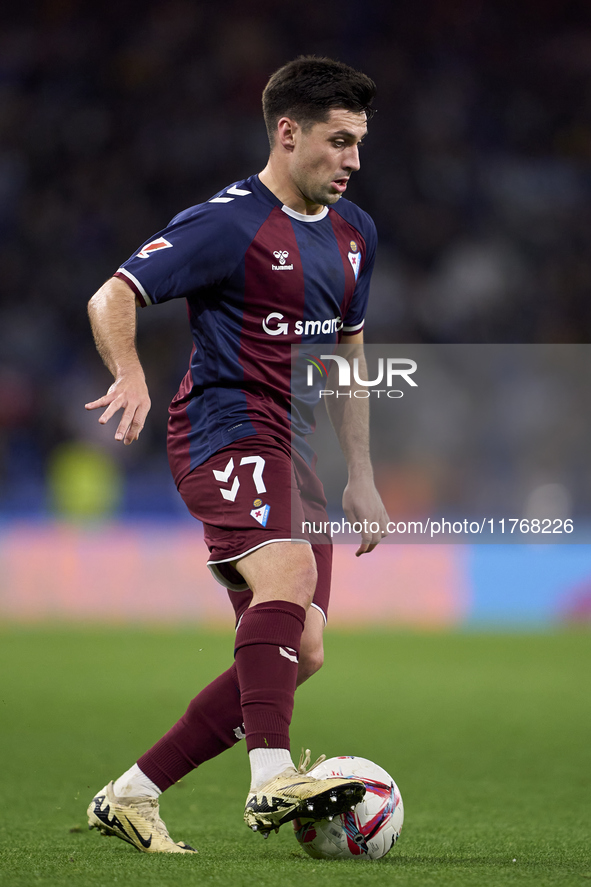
[289,108,367,209]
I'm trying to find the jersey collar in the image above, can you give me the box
[281,204,329,223]
[253,175,329,222]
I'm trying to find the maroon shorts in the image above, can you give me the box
[178,434,333,623]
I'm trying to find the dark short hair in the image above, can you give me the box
[262,56,376,146]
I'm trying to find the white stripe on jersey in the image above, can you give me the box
[117,267,152,305]
[342,319,365,332]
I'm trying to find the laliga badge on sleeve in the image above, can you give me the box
[137,237,173,259]
[250,503,270,527]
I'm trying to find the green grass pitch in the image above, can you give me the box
[0,627,589,887]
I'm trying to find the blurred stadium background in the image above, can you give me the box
[2,0,591,628]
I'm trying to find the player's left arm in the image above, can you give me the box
[325,330,390,556]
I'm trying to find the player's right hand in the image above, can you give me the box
[85,373,151,445]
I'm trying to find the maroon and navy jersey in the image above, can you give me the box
[115,174,376,487]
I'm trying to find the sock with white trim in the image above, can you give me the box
[113,763,162,799]
[248,747,294,792]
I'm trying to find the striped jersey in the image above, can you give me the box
[115,174,377,486]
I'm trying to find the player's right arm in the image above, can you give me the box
[85,276,151,446]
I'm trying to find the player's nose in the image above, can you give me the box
[343,144,361,172]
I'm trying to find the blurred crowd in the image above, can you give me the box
[2,0,591,518]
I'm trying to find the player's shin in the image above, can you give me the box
[136,664,244,791]
[234,600,306,787]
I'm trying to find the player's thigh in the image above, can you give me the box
[228,540,332,627]
[235,540,317,609]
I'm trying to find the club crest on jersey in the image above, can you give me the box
[348,241,361,280]
[250,503,270,526]
[272,250,293,271]
[137,237,173,259]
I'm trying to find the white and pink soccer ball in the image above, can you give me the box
[293,756,404,860]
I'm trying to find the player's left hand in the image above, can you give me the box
[342,478,390,556]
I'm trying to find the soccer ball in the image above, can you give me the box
[293,756,404,860]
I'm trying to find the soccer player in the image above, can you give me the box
[85,56,389,853]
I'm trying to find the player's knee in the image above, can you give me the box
[299,558,318,610]
[297,646,324,685]
[281,545,317,609]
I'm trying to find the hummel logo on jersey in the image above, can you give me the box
[272,250,293,271]
[279,646,299,664]
[209,185,252,204]
[137,237,173,259]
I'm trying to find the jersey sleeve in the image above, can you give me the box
[341,216,377,336]
[114,203,245,307]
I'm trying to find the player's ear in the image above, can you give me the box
[276,117,297,152]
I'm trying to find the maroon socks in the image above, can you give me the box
[137,664,243,790]
[234,600,305,752]
[137,600,306,788]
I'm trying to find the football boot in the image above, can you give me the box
[244,749,365,837]
[87,781,196,854]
